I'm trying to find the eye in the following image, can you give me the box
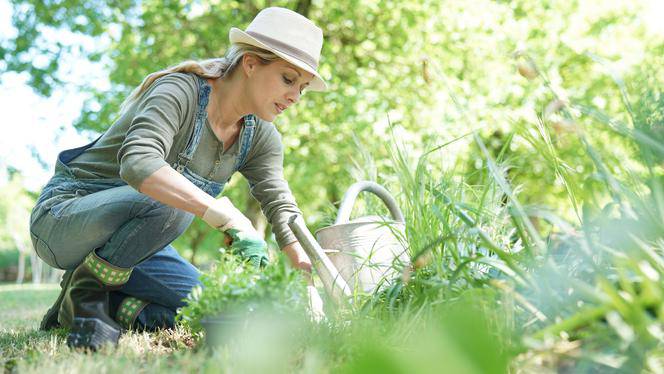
[282,75,294,85]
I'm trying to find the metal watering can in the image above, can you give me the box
[288,181,409,304]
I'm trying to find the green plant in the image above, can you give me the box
[176,252,309,334]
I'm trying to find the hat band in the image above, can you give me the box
[246,31,319,70]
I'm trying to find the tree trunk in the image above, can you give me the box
[16,252,25,284]
[295,0,312,17]
[49,268,64,283]
[13,233,29,284]
[30,252,43,284]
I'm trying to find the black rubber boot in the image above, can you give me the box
[58,250,133,351]
[39,270,73,331]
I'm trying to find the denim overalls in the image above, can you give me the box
[29,75,256,328]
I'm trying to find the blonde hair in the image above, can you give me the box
[119,43,280,113]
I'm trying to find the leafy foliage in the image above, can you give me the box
[2,1,664,371]
[177,252,308,333]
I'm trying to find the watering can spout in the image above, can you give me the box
[288,215,352,305]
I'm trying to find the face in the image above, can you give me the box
[243,55,315,122]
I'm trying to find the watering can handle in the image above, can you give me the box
[335,181,405,224]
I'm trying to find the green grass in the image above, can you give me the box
[338,54,664,372]
[0,283,510,374]
[0,284,208,374]
[0,283,58,330]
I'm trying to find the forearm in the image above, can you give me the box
[282,241,314,284]
[137,165,216,217]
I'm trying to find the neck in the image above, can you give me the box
[207,74,249,130]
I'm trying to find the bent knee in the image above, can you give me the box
[158,207,194,234]
[126,194,193,234]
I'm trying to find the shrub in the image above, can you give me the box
[176,252,309,334]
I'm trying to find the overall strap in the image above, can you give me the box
[174,75,211,173]
[233,115,257,171]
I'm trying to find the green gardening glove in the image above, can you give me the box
[225,228,269,269]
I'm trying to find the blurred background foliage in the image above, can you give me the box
[0,0,662,269]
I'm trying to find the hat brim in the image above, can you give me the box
[229,27,327,92]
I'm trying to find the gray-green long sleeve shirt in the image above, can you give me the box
[67,72,302,248]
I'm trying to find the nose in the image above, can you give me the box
[286,87,301,105]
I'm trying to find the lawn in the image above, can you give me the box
[0,283,215,374]
[0,282,510,374]
[0,282,384,374]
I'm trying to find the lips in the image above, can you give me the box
[275,103,287,113]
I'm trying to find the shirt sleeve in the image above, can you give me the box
[239,122,302,248]
[118,74,195,189]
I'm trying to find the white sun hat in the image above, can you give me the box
[229,7,328,92]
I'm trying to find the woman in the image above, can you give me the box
[29,7,325,350]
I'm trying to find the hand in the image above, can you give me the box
[225,228,269,269]
[282,242,313,275]
[202,196,254,232]
[306,285,326,322]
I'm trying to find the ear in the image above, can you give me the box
[241,54,259,77]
